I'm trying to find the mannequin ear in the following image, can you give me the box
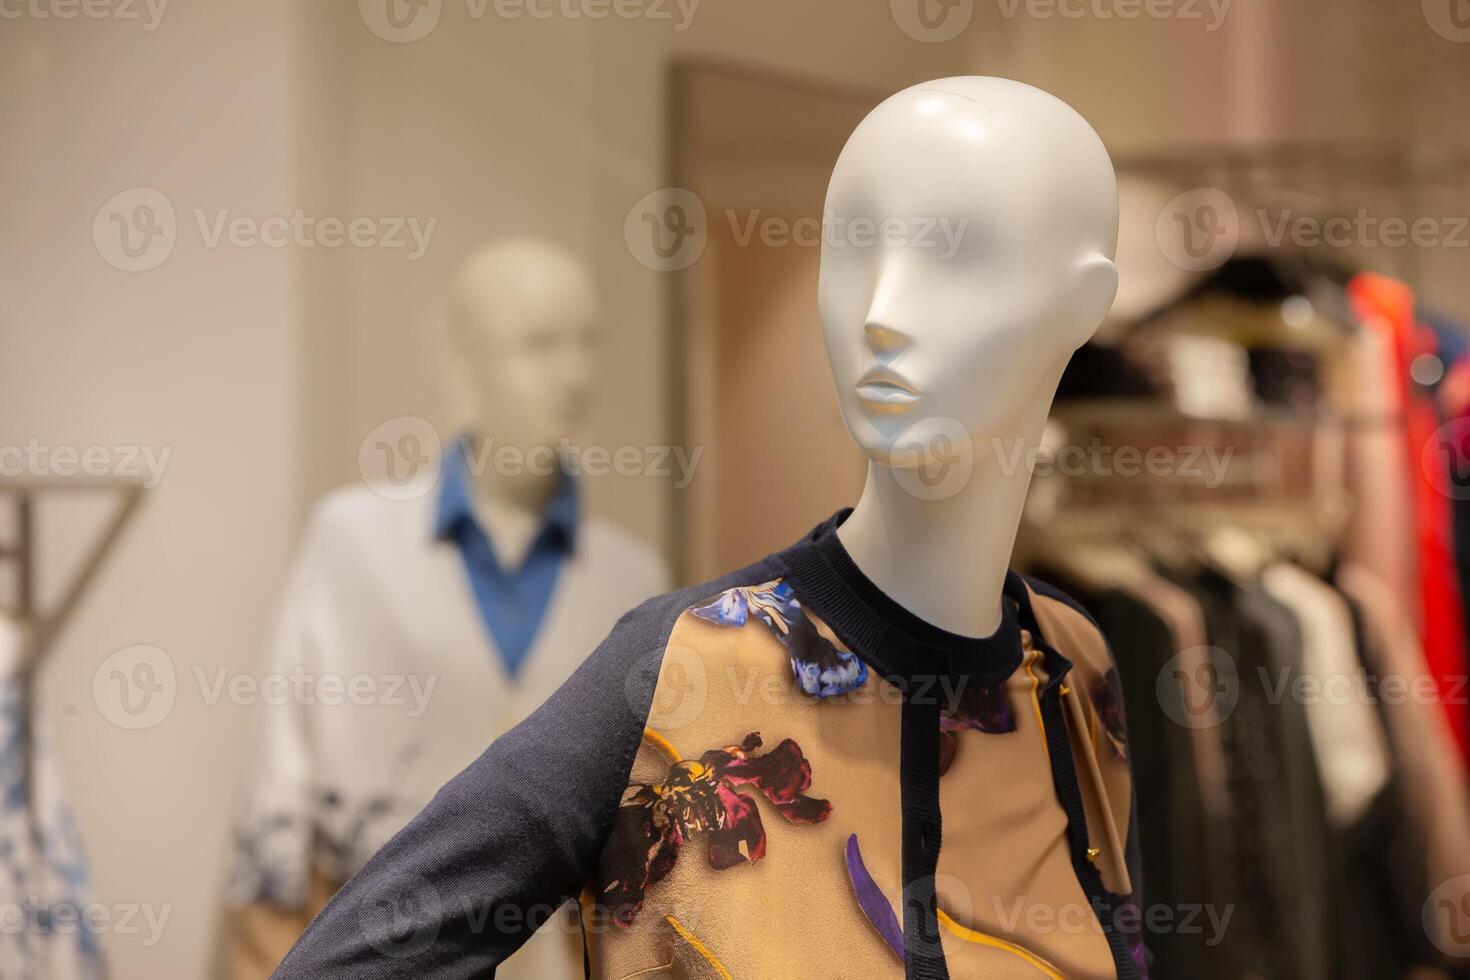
[1062,251,1119,350]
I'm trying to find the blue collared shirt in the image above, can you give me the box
[433,439,577,677]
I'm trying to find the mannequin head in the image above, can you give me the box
[446,238,600,456]
[818,77,1119,470]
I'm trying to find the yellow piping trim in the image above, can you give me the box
[937,909,1065,980]
[666,914,733,979]
[642,727,682,763]
[1023,654,1046,738]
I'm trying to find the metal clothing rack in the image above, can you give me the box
[0,477,146,661]
[0,477,146,841]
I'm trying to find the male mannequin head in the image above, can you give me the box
[446,237,601,457]
[818,76,1119,470]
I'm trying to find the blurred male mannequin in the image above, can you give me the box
[222,238,668,978]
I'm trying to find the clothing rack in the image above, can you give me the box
[0,477,146,661]
[0,477,146,840]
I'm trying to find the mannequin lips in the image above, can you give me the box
[856,368,920,409]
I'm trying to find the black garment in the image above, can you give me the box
[1060,581,1216,980]
[1164,570,1305,980]
[1231,583,1335,980]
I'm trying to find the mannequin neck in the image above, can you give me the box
[459,432,565,569]
[836,396,1052,638]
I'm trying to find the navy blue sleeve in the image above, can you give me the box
[273,600,667,978]
[274,560,778,978]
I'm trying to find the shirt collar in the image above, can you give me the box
[433,436,579,552]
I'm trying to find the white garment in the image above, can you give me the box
[0,616,105,980]
[1260,562,1391,827]
[227,483,667,978]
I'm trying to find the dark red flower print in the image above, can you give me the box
[940,681,1015,736]
[937,680,1016,776]
[597,732,831,927]
[1092,667,1128,760]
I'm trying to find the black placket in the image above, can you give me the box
[781,513,1025,980]
[899,692,948,979]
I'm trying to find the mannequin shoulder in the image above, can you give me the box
[576,518,671,593]
[294,483,433,561]
[580,557,785,675]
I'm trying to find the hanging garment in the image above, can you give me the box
[1350,272,1470,761]
[273,512,1150,980]
[1340,318,1420,651]
[1058,573,1223,980]
[1164,568,1326,980]
[1339,563,1470,965]
[224,469,668,980]
[1259,563,1392,827]
[0,616,106,980]
[1229,581,1336,980]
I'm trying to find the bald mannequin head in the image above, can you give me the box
[446,238,600,455]
[818,76,1118,469]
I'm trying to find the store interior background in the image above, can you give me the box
[3,0,1470,976]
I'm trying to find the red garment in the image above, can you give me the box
[1350,272,1470,764]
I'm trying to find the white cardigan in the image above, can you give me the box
[227,481,667,978]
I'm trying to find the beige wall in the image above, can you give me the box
[1,4,966,978]
[1,3,301,979]
[315,1,973,555]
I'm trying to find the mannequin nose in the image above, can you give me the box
[863,321,911,354]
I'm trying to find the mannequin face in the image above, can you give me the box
[818,77,1119,470]
[449,239,600,455]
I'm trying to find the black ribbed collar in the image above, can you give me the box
[777,509,1027,689]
